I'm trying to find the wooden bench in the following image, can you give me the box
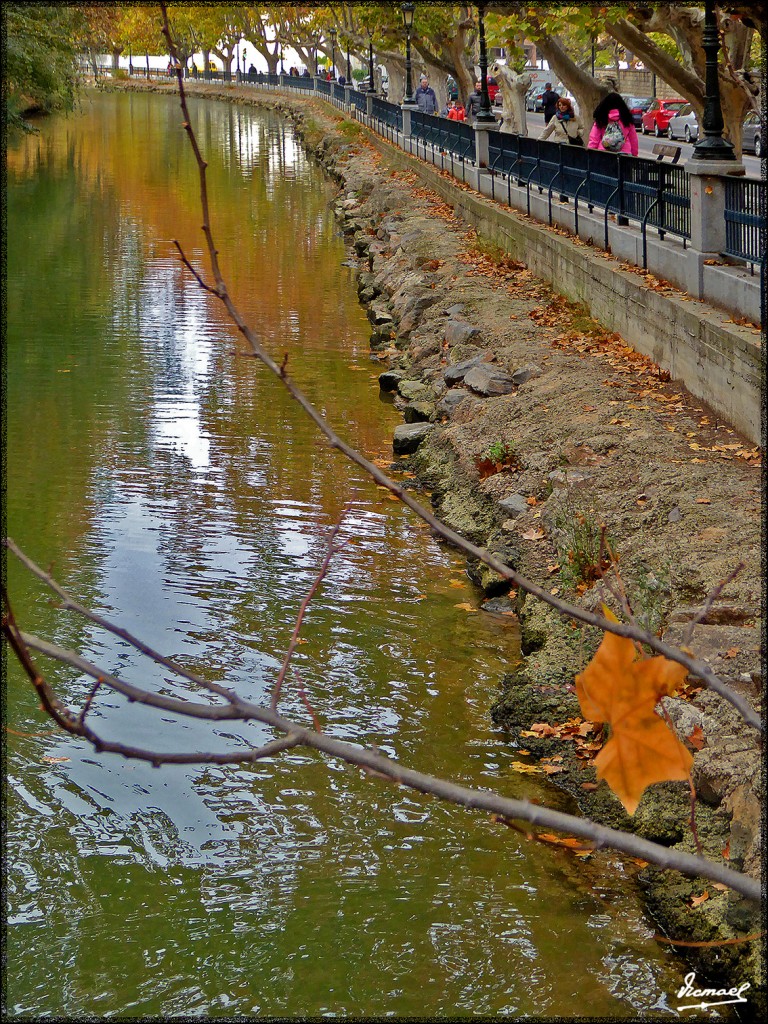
[652,142,682,163]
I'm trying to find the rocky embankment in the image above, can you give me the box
[117,81,764,997]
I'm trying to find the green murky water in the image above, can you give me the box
[5,90,689,1018]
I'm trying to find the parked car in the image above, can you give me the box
[741,110,763,157]
[621,95,653,129]
[641,98,687,136]
[667,103,699,143]
[525,87,545,112]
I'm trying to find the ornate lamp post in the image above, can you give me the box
[330,27,337,80]
[691,0,736,161]
[128,46,133,76]
[346,43,351,83]
[401,3,416,107]
[475,3,496,124]
[367,28,375,92]
[279,42,285,75]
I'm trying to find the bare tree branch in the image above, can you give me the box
[1,573,760,902]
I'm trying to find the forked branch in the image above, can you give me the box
[1,547,761,902]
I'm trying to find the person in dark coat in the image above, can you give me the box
[541,82,560,123]
[415,75,438,114]
[465,80,484,120]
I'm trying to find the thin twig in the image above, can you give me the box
[271,515,348,711]
[77,677,104,728]
[172,240,219,294]
[5,538,240,707]
[681,562,746,648]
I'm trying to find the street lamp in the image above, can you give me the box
[346,43,351,84]
[279,42,284,75]
[475,3,496,123]
[367,28,375,92]
[329,27,337,80]
[401,3,416,106]
[691,0,736,161]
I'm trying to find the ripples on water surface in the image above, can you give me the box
[5,91,690,1018]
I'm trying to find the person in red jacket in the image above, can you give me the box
[447,100,465,121]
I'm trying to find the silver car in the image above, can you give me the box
[742,111,762,157]
[667,104,699,143]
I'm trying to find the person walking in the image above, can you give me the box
[415,75,438,114]
[447,100,465,121]
[588,92,638,155]
[465,80,484,120]
[540,96,584,146]
[541,82,560,123]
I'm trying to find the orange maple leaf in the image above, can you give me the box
[575,608,692,814]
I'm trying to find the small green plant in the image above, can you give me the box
[338,119,364,140]
[486,440,516,464]
[475,440,518,478]
[554,504,615,593]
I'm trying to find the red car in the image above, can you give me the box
[640,98,687,137]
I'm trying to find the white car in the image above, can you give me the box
[667,104,699,143]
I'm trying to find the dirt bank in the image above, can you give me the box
[113,80,764,998]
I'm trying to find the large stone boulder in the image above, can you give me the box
[444,320,483,348]
[393,422,435,454]
[463,364,515,397]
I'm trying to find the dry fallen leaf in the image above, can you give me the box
[689,891,710,908]
[575,606,692,814]
[686,725,707,750]
[522,528,546,541]
[537,833,593,857]
[454,602,476,613]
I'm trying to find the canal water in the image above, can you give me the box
[6,91,688,1018]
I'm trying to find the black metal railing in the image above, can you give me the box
[349,89,368,113]
[370,96,402,140]
[409,111,476,178]
[315,78,331,96]
[486,131,691,253]
[332,82,347,105]
[290,75,315,91]
[723,177,765,268]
